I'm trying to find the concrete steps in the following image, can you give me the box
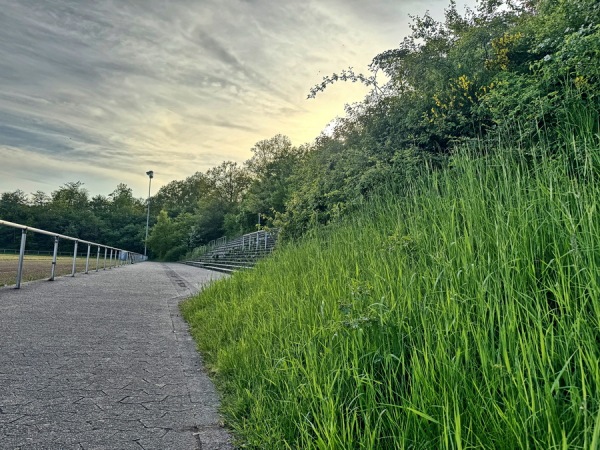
[183,230,278,274]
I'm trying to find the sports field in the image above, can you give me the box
[0,254,111,287]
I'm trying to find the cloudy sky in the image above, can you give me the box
[0,0,476,198]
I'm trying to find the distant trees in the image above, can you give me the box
[146,162,252,260]
[145,139,305,260]
[0,182,147,254]
[0,190,28,223]
[146,210,197,261]
[0,190,29,248]
[239,135,307,232]
[152,172,211,217]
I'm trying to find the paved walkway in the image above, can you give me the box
[0,262,232,449]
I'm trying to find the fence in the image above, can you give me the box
[192,229,279,259]
[0,219,145,289]
[184,229,278,273]
[0,249,90,257]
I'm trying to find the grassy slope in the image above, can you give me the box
[182,124,600,448]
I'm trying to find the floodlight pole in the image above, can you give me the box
[144,170,154,258]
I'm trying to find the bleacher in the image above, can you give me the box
[183,229,278,274]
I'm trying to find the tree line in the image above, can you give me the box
[0,182,147,254]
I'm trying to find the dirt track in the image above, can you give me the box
[0,255,116,287]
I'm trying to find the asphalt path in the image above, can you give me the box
[0,262,232,449]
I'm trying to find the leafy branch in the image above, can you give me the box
[307,67,382,99]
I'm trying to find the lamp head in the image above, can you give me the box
[146,170,154,179]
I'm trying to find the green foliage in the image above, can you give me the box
[0,181,147,254]
[50,181,89,209]
[193,197,230,243]
[269,0,600,240]
[279,1,519,237]
[477,0,600,140]
[241,135,308,230]
[182,110,600,448]
[176,4,600,443]
[205,161,250,208]
[147,162,254,248]
[146,210,195,261]
[0,190,28,222]
[146,136,308,247]
[152,172,211,217]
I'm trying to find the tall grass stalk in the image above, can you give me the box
[182,105,600,449]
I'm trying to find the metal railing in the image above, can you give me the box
[192,229,279,259]
[184,229,278,273]
[0,219,145,289]
[0,248,87,256]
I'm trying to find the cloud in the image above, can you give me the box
[0,0,477,197]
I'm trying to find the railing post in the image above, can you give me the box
[71,241,78,277]
[15,228,27,289]
[85,244,91,274]
[0,220,140,289]
[50,236,59,281]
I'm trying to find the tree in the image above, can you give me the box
[51,181,89,209]
[30,191,50,207]
[146,210,195,260]
[152,172,211,217]
[239,135,307,230]
[0,190,29,221]
[0,190,30,249]
[100,184,146,252]
[205,161,250,207]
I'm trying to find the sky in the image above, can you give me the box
[0,0,477,199]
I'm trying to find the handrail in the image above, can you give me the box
[184,229,278,274]
[188,229,279,260]
[0,219,145,289]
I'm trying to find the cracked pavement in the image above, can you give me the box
[0,262,232,449]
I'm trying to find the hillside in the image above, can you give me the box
[182,118,600,447]
[179,0,600,447]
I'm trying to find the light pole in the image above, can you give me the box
[144,170,154,258]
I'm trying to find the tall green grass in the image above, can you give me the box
[182,108,600,449]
